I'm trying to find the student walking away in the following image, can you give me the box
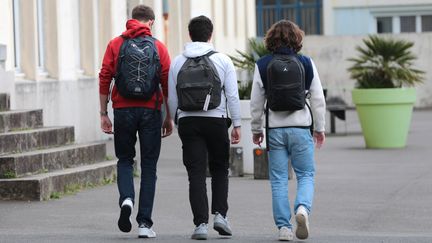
[250,20,326,241]
[98,5,173,238]
[167,15,241,240]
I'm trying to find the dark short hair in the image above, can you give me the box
[188,15,213,42]
[132,5,155,22]
[265,20,304,53]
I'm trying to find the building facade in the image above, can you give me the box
[0,0,431,143]
[323,0,432,35]
[0,0,256,142]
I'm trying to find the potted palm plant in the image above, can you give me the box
[228,39,269,174]
[348,35,424,148]
[230,38,270,99]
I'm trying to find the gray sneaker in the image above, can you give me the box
[295,205,310,240]
[213,213,232,236]
[279,226,294,241]
[191,223,208,240]
[138,223,156,238]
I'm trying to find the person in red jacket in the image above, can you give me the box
[98,5,172,238]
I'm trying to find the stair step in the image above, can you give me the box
[0,160,117,201]
[0,93,10,111]
[0,126,74,155]
[0,142,107,178]
[0,109,43,133]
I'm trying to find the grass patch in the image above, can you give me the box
[105,155,114,161]
[37,168,49,174]
[47,174,117,200]
[50,192,61,199]
[2,171,17,179]
[10,127,33,132]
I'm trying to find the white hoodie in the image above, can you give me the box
[168,42,241,127]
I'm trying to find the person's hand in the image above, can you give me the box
[161,117,173,138]
[313,131,325,149]
[231,127,241,144]
[253,132,264,146]
[101,115,113,134]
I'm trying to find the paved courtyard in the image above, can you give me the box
[1,110,432,243]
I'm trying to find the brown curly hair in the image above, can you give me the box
[265,20,304,53]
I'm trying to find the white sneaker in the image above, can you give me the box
[295,205,310,240]
[118,198,133,233]
[213,212,232,236]
[138,223,156,238]
[191,223,208,240]
[278,226,294,241]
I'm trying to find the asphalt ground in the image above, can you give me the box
[1,109,432,243]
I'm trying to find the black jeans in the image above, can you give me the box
[114,107,162,227]
[178,117,230,226]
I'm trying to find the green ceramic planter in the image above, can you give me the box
[352,88,416,148]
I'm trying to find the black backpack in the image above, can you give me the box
[266,54,306,111]
[115,36,161,100]
[264,54,313,150]
[176,51,221,111]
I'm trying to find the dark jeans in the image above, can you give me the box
[178,117,230,226]
[114,107,162,227]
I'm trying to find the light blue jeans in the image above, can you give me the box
[268,127,315,229]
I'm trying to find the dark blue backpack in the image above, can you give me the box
[115,36,160,100]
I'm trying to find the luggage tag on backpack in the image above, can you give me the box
[203,87,213,111]
[203,94,211,111]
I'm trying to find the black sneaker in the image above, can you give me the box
[118,198,133,233]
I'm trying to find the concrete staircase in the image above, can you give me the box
[0,93,116,200]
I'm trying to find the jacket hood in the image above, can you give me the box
[183,42,214,58]
[122,19,152,38]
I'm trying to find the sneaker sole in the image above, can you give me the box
[191,233,208,240]
[118,205,132,233]
[278,236,293,241]
[295,214,309,240]
[214,222,232,236]
[138,235,156,238]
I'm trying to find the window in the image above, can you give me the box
[75,0,84,75]
[400,16,416,33]
[376,14,432,33]
[422,15,432,32]
[256,0,322,36]
[12,0,21,73]
[377,17,392,33]
[36,0,46,74]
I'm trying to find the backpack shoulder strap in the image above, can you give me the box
[297,55,313,90]
[205,50,217,57]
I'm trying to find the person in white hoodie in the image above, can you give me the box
[168,16,241,240]
[250,20,326,241]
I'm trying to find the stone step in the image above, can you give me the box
[0,93,10,111]
[0,160,117,201]
[0,109,43,133]
[0,127,74,155]
[0,142,107,178]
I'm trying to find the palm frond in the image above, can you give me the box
[347,35,424,88]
